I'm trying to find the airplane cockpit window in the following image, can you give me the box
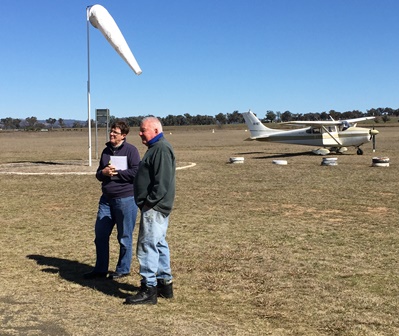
[324,126,337,133]
[341,121,350,131]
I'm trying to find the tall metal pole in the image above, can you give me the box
[95,116,98,160]
[86,6,92,166]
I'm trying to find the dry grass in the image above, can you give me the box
[0,126,398,335]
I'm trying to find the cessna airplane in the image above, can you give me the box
[241,110,379,155]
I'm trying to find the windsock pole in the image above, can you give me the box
[86,4,142,167]
[86,6,92,167]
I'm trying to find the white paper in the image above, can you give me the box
[110,156,127,170]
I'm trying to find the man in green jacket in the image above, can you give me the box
[125,117,176,305]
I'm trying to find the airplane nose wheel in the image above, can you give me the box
[356,147,364,155]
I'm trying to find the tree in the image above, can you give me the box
[303,113,320,121]
[58,118,65,128]
[320,112,329,120]
[162,115,176,126]
[25,116,38,130]
[382,114,391,123]
[382,107,394,116]
[280,111,292,122]
[328,110,341,120]
[36,122,46,130]
[367,108,378,117]
[1,117,21,129]
[125,116,141,127]
[72,121,83,128]
[341,110,363,119]
[265,110,276,123]
[194,115,215,125]
[175,115,188,126]
[184,113,192,125]
[215,113,227,125]
[46,118,57,129]
[226,111,243,124]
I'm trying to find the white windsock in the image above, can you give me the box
[88,4,142,75]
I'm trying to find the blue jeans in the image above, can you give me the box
[137,207,172,287]
[94,195,138,274]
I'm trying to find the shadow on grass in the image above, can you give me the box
[253,151,317,159]
[8,160,84,165]
[26,254,139,298]
[234,151,317,159]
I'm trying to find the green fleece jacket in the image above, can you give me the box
[134,136,176,216]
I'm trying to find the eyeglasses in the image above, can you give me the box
[109,130,122,135]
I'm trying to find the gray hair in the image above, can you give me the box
[141,117,163,132]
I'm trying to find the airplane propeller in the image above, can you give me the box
[369,126,378,152]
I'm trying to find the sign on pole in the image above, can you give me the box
[95,109,110,160]
[96,108,109,125]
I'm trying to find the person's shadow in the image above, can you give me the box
[27,254,139,298]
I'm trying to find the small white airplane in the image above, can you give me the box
[241,110,379,155]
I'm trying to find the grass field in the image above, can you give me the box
[0,125,398,335]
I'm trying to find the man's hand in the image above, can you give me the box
[103,164,118,177]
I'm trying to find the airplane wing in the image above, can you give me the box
[282,116,375,127]
[282,120,342,126]
[342,116,375,123]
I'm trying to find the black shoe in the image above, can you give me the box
[157,279,173,299]
[83,271,108,279]
[108,272,129,280]
[124,286,157,305]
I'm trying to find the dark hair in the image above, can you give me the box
[110,121,129,135]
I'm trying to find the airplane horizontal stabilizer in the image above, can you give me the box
[244,136,270,141]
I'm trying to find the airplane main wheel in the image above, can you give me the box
[357,148,364,155]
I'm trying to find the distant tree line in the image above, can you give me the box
[1,107,398,130]
[264,107,398,123]
[0,116,83,131]
[111,111,245,127]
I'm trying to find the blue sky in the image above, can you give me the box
[1,0,398,121]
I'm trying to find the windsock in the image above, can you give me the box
[88,4,142,75]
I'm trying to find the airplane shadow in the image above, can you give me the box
[235,151,317,160]
[27,254,139,298]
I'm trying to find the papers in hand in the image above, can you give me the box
[110,156,127,170]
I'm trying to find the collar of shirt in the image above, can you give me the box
[111,139,125,150]
[148,132,164,146]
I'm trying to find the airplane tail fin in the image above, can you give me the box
[241,110,279,139]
